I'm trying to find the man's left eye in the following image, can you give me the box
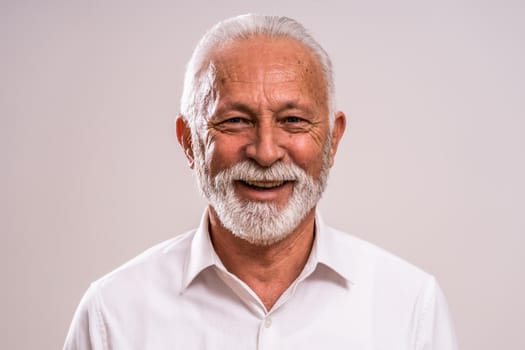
[284,116,303,123]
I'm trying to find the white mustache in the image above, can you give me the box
[214,161,308,183]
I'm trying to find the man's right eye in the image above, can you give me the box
[213,117,252,132]
[224,117,245,124]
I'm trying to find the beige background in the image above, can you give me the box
[2,0,524,349]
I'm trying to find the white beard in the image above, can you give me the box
[193,135,332,245]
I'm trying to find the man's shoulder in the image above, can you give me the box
[325,225,434,287]
[323,226,455,348]
[90,229,197,297]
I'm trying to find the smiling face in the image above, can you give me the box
[179,36,345,245]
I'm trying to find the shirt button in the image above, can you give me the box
[264,316,272,328]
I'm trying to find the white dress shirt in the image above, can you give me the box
[64,210,457,349]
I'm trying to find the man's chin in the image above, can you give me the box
[211,199,309,246]
[230,228,292,247]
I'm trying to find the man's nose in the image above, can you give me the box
[245,122,285,167]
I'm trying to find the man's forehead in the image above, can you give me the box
[216,65,304,85]
[209,37,324,85]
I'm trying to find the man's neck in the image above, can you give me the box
[208,208,316,311]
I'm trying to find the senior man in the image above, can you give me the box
[64,14,457,349]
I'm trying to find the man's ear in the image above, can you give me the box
[176,115,195,169]
[328,111,347,167]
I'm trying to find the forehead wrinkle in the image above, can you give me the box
[218,64,304,85]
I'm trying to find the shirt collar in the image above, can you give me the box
[181,208,218,291]
[313,211,358,285]
[181,208,359,291]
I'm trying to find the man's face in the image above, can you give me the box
[185,37,344,245]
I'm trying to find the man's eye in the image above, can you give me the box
[284,116,304,123]
[280,116,311,133]
[213,117,252,132]
[224,117,248,124]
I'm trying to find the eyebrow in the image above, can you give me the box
[280,102,302,112]
[210,102,255,120]
[223,102,255,115]
[276,102,316,116]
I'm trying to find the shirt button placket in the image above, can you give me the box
[258,315,275,350]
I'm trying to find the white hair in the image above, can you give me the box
[179,14,336,131]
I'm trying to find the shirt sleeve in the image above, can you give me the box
[415,277,458,350]
[63,283,108,350]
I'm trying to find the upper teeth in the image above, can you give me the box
[244,180,285,188]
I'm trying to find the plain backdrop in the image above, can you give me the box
[2,0,524,349]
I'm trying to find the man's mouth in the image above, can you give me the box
[239,180,289,190]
